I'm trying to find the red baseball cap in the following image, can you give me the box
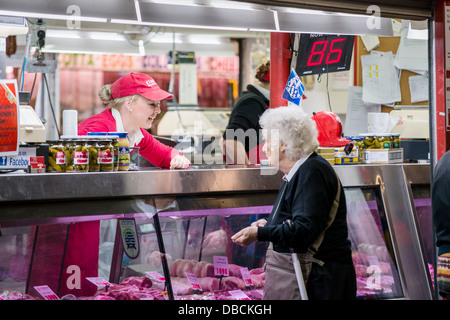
[110,73,173,101]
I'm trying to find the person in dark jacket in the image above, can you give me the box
[222,61,270,165]
[231,106,356,300]
[432,150,450,299]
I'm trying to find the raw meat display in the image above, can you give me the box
[120,276,153,288]
[352,243,398,298]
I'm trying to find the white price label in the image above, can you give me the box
[34,285,60,300]
[228,289,250,300]
[86,277,113,288]
[213,256,229,276]
[146,271,165,282]
[185,272,202,291]
[240,267,253,287]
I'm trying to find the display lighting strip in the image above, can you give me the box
[0,10,107,23]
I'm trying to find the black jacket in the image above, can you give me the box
[223,84,269,152]
[433,150,450,255]
[258,152,353,265]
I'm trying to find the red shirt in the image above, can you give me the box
[78,108,180,169]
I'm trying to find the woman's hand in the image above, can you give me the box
[170,154,191,169]
[231,226,258,247]
[251,218,267,228]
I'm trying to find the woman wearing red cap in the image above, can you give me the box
[54,73,190,298]
[78,72,190,169]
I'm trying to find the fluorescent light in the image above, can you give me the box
[0,10,107,22]
[88,31,124,41]
[42,48,143,56]
[187,34,222,45]
[46,29,82,39]
[110,19,248,32]
[148,0,199,6]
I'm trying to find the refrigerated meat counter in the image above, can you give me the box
[0,164,433,300]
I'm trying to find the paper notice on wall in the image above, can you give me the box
[179,63,198,105]
[361,51,401,104]
[344,86,381,137]
[408,73,429,103]
[0,80,19,156]
[394,26,428,71]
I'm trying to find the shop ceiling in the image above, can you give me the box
[0,0,428,56]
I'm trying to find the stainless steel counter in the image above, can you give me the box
[0,163,434,300]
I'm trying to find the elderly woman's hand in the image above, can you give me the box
[231,226,258,247]
[170,154,191,169]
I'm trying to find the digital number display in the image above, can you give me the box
[296,34,355,76]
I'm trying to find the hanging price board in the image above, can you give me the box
[213,256,229,276]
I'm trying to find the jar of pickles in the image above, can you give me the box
[391,133,401,148]
[65,139,89,172]
[47,140,66,172]
[108,134,120,171]
[86,139,100,172]
[361,133,392,149]
[98,139,114,172]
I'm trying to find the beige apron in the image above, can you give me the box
[262,173,341,300]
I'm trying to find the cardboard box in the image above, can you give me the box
[363,148,403,164]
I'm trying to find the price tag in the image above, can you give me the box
[146,271,165,282]
[185,272,202,291]
[162,291,169,300]
[86,277,114,288]
[213,255,229,276]
[228,289,250,300]
[240,267,253,287]
[34,285,60,300]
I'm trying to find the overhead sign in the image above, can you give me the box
[0,80,19,155]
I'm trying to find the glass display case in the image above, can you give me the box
[402,164,434,295]
[0,164,434,300]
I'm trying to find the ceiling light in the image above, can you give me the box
[0,10,107,22]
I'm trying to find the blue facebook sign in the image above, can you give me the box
[282,69,305,106]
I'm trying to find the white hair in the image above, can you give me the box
[259,106,319,160]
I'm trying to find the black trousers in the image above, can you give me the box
[306,261,357,300]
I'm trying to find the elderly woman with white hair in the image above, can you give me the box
[231,106,356,300]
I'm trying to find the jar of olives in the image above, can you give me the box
[98,139,114,172]
[47,140,66,172]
